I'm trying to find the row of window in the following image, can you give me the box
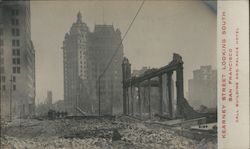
[0,84,16,91]
[0,75,17,91]
[0,49,20,60]
[0,76,16,83]
[0,67,21,74]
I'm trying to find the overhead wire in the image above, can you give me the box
[98,0,145,79]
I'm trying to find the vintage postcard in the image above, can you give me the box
[0,0,249,149]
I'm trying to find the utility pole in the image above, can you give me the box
[9,74,13,122]
[98,77,101,116]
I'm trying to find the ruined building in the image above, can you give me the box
[122,54,199,119]
[0,0,36,119]
[188,65,217,109]
[63,12,123,115]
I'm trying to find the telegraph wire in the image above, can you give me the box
[98,0,145,79]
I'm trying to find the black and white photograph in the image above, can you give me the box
[1,0,239,148]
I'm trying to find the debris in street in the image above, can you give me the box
[1,117,217,149]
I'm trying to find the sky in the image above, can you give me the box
[31,0,217,104]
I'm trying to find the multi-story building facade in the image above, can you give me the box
[188,65,217,109]
[63,12,123,115]
[63,12,89,115]
[0,0,36,120]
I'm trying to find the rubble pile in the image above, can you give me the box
[1,119,10,128]
[1,136,111,149]
[119,123,199,149]
[1,117,217,149]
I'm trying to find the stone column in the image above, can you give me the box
[176,64,184,116]
[127,87,130,115]
[122,58,131,115]
[167,71,173,118]
[159,76,163,115]
[138,83,142,119]
[122,64,127,115]
[148,79,151,118]
[130,86,134,116]
[122,85,127,115]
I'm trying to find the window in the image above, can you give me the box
[12,29,15,36]
[12,9,19,16]
[0,67,4,74]
[16,58,20,64]
[13,67,20,73]
[12,10,15,16]
[13,67,16,73]
[12,29,20,36]
[11,19,15,25]
[2,76,5,82]
[12,40,15,46]
[12,49,16,55]
[2,85,5,91]
[11,19,19,26]
[13,58,16,64]
[13,76,16,82]
[0,40,3,46]
[12,49,20,56]
[12,58,20,65]
[16,49,20,56]
[16,29,20,36]
[17,67,20,73]
[13,58,21,65]
[12,40,20,47]
[13,85,16,91]
[0,57,3,64]
[0,48,3,55]
[0,28,3,36]
[16,40,20,46]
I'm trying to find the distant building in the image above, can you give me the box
[132,67,150,77]
[188,65,217,109]
[63,12,123,115]
[0,0,36,119]
[46,91,52,105]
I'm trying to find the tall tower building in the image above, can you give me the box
[63,12,89,114]
[63,12,123,115]
[0,0,36,119]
